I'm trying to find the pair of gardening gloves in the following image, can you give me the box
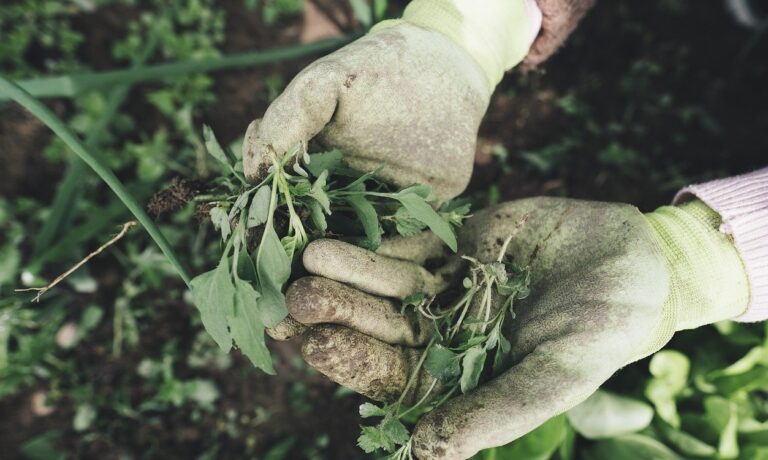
[241,1,752,458]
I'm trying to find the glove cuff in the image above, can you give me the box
[373,0,542,90]
[645,200,750,332]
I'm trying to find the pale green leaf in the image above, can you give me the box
[247,185,271,228]
[231,278,274,374]
[190,260,234,352]
[202,124,230,166]
[460,345,486,393]
[567,390,654,439]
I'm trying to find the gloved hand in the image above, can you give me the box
[242,0,540,200]
[276,197,750,459]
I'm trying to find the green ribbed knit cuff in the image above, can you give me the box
[645,200,750,332]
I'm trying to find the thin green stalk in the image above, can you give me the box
[2,36,356,101]
[0,76,192,287]
[32,35,161,258]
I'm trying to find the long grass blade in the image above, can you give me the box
[32,36,160,258]
[2,36,354,101]
[0,76,192,287]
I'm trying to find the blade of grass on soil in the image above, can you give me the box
[0,37,355,101]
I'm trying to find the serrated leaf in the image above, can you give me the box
[230,278,274,374]
[393,206,427,237]
[346,194,382,250]
[425,345,461,384]
[394,192,457,251]
[460,345,486,393]
[307,149,343,177]
[359,402,387,418]
[381,416,410,446]
[247,185,271,228]
[202,124,230,166]
[190,259,233,352]
[358,426,391,453]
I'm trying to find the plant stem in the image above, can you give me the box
[395,336,435,409]
[0,76,192,287]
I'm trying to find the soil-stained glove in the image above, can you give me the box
[280,197,750,460]
[242,0,540,200]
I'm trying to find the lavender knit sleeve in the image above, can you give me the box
[674,167,768,322]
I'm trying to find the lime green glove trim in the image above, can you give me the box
[646,200,750,333]
[629,200,749,362]
[373,0,537,90]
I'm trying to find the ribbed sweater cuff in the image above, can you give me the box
[674,167,768,322]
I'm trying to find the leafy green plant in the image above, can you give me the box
[190,127,467,374]
[357,237,531,458]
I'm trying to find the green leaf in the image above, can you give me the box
[381,416,410,446]
[393,206,427,237]
[307,198,328,234]
[460,345,486,393]
[255,225,290,327]
[472,414,567,460]
[584,434,682,460]
[309,170,331,214]
[230,278,274,374]
[567,390,654,439]
[346,194,382,250]
[307,149,343,177]
[704,396,739,458]
[658,424,716,457]
[394,192,457,251]
[645,350,689,428]
[248,185,271,228]
[209,206,231,241]
[202,124,230,166]
[359,402,387,418]
[358,426,391,454]
[190,259,234,352]
[425,345,461,384]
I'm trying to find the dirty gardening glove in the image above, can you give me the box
[242,0,540,200]
[281,197,750,459]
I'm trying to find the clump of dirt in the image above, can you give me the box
[147,177,204,218]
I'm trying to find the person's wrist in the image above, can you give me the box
[644,200,750,331]
[373,0,542,90]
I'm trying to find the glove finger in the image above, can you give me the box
[286,276,431,347]
[377,232,447,265]
[242,61,342,182]
[265,315,308,341]
[301,324,437,404]
[411,332,630,460]
[302,239,450,299]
